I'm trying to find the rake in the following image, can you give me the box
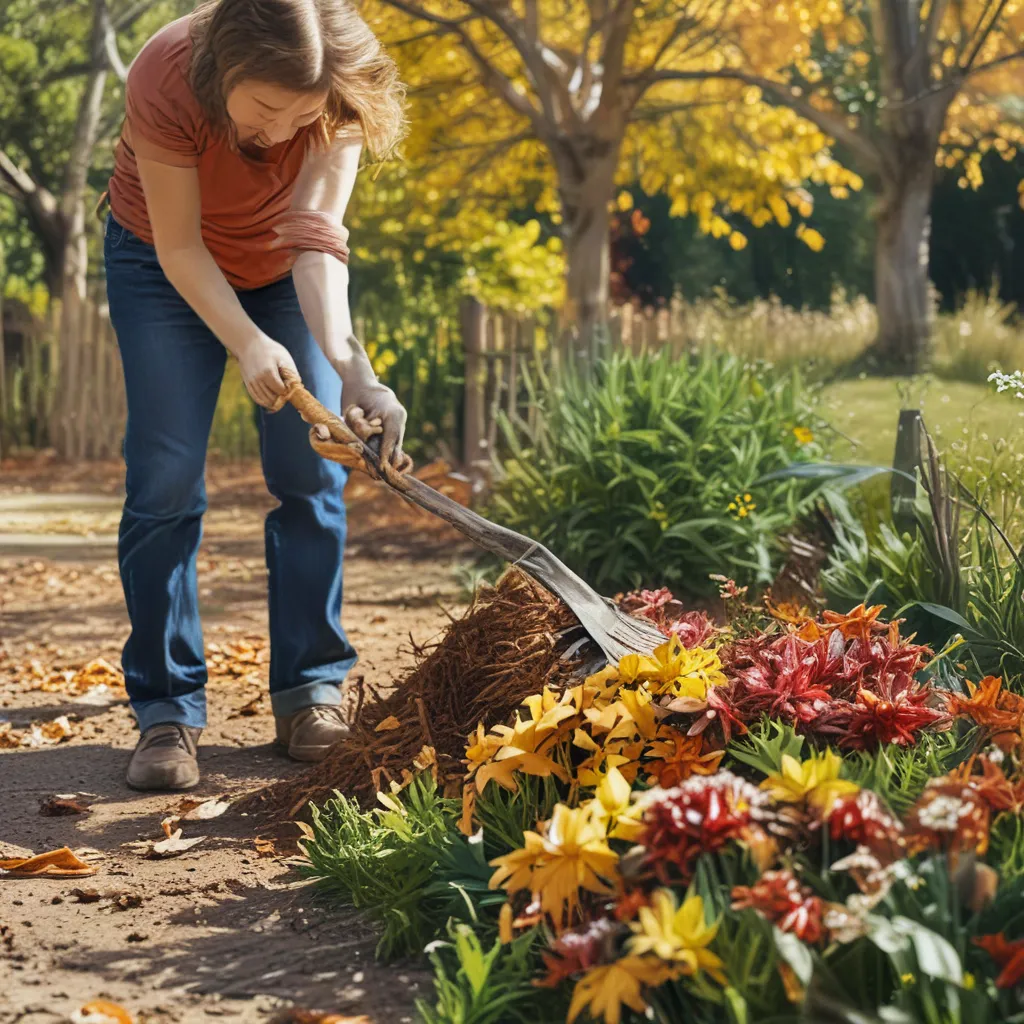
[281,373,664,665]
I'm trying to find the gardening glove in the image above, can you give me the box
[237,333,300,410]
[338,371,413,476]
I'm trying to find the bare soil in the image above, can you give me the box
[0,455,471,1024]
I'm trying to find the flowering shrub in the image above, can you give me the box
[304,593,1024,1024]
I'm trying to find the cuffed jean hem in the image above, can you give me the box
[270,680,344,718]
[132,692,207,732]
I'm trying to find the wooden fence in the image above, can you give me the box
[1,293,690,466]
[0,291,125,460]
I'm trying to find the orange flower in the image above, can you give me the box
[765,596,813,627]
[952,756,1024,815]
[644,732,724,788]
[947,677,1024,751]
[820,604,888,645]
[973,933,1024,989]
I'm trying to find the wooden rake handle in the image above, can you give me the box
[275,367,383,479]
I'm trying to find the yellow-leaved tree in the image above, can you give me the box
[633,0,1024,372]
[360,0,864,348]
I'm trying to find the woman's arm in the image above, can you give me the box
[277,137,410,470]
[135,158,299,408]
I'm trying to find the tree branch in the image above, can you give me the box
[0,150,38,200]
[381,0,545,127]
[97,0,128,82]
[961,0,1013,72]
[635,68,884,172]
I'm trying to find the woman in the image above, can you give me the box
[104,0,408,791]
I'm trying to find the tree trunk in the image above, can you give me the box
[61,61,108,303]
[870,165,934,374]
[553,142,619,365]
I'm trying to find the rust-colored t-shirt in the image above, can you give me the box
[108,17,354,290]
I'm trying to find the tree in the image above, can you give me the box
[363,0,863,350]
[644,0,1024,372]
[0,0,179,302]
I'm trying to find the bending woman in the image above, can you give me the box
[104,0,408,791]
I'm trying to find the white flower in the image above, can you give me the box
[917,794,964,831]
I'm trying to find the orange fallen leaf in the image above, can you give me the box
[254,837,278,857]
[0,847,97,878]
[374,716,401,733]
[71,999,133,1024]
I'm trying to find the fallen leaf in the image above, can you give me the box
[114,893,143,910]
[254,837,278,858]
[126,932,147,943]
[68,888,103,903]
[146,829,205,858]
[229,694,265,718]
[294,821,315,841]
[374,716,401,733]
[39,795,90,817]
[0,847,97,878]
[70,1000,133,1024]
[160,816,180,839]
[185,798,229,820]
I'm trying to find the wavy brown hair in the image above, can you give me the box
[188,0,405,158]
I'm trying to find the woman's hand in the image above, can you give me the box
[236,333,300,409]
[341,378,412,475]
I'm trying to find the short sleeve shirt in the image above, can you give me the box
[108,16,356,290]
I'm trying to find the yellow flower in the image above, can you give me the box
[793,426,814,445]
[760,751,860,813]
[617,638,726,700]
[465,722,504,773]
[568,956,671,1024]
[498,901,514,944]
[963,972,976,990]
[628,891,727,984]
[589,767,646,842]
[489,805,619,928]
[729,493,756,520]
[901,972,916,985]
[474,689,578,793]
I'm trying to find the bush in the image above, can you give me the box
[486,348,825,596]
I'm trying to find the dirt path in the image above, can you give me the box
[0,458,471,1024]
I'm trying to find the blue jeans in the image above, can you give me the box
[104,214,356,731]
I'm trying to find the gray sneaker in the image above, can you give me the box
[126,723,202,791]
[275,705,350,762]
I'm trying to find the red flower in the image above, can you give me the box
[665,611,718,649]
[619,589,719,648]
[727,632,840,726]
[640,772,768,883]
[536,917,620,987]
[827,790,905,863]
[973,933,1024,989]
[817,679,945,751]
[732,869,825,944]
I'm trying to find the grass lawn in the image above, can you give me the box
[819,377,1024,467]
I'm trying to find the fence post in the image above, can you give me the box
[461,296,488,485]
[891,409,924,534]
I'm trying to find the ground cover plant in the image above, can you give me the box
[301,583,1024,1024]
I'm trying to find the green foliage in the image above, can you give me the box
[302,774,460,960]
[727,720,806,778]
[416,925,562,1024]
[840,729,975,816]
[473,774,563,860]
[487,348,826,595]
